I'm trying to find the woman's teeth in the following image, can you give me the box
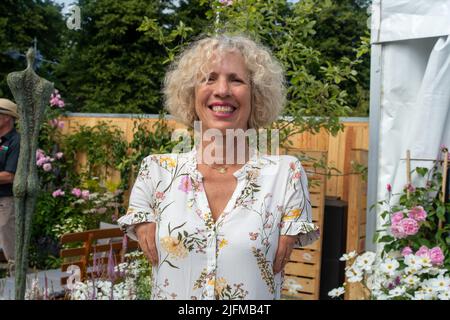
[210,106,235,113]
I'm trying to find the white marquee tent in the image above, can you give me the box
[367,0,450,251]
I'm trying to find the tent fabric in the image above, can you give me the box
[369,0,450,249]
[373,0,450,43]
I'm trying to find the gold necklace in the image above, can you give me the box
[206,163,230,174]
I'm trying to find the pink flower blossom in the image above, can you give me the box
[293,172,301,179]
[155,191,165,200]
[408,206,427,222]
[71,188,82,198]
[55,152,64,159]
[178,175,192,193]
[390,211,404,225]
[386,183,392,192]
[49,119,58,127]
[219,0,233,6]
[81,190,90,200]
[405,183,416,193]
[429,247,444,266]
[52,189,65,198]
[36,157,47,167]
[36,149,45,160]
[289,162,296,171]
[390,223,406,238]
[50,90,65,108]
[391,218,419,238]
[249,232,259,240]
[49,119,64,129]
[400,218,420,236]
[415,245,430,258]
[401,246,413,256]
[43,163,52,172]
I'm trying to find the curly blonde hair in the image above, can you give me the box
[163,35,286,129]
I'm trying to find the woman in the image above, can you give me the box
[118,35,319,300]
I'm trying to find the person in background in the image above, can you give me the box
[0,98,20,267]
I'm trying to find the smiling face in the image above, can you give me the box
[194,50,252,133]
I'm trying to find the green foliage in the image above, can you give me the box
[145,0,369,139]
[118,112,181,190]
[55,0,183,114]
[376,163,450,269]
[0,0,65,98]
[211,0,368,137]
[301,0,371,116]
[63,121,128,182]
[2,0,370,119]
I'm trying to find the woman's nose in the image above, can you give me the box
[213,78,231,97]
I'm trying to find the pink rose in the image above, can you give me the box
[405,183,416,193]
[391,222,406,238]
[52,189,65,198]
[429,247,444,266]
[36,157,47,167]
[71,188,82,198]
[415,245,430,258]
[401,246,413,256]
[400,218,419,236]
[43,163,52,172]
[36,149,45,160]
[408,206,427,222]
[391,211,404,225]
[386,184,392,192]
[391,218,419,238]
[55,152,64,159]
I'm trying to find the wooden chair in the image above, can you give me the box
[59,227,139,285]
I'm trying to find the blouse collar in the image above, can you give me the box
[183,147,263,181]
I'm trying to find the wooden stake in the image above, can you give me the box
[406,150,411,199]
[439,150,448,229]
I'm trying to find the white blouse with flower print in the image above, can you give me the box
[118,148,319,300]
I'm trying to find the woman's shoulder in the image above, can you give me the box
[260,154,302,167]
[255,154,303,179]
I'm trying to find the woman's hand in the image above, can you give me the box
[273,235,297,274]
[135,222,158,266]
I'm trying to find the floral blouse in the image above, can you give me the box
[118,148,319,300]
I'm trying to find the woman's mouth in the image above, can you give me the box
[208,104,236,118]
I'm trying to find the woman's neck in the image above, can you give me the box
[197,138,250,166]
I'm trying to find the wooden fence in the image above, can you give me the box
[59,113,369,299]
[60,114,368,199]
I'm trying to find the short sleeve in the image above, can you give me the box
[4,137,19,173]
[117,157,156,240]
[280,158,320,248]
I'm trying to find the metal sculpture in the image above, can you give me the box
[7,48,53,299]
